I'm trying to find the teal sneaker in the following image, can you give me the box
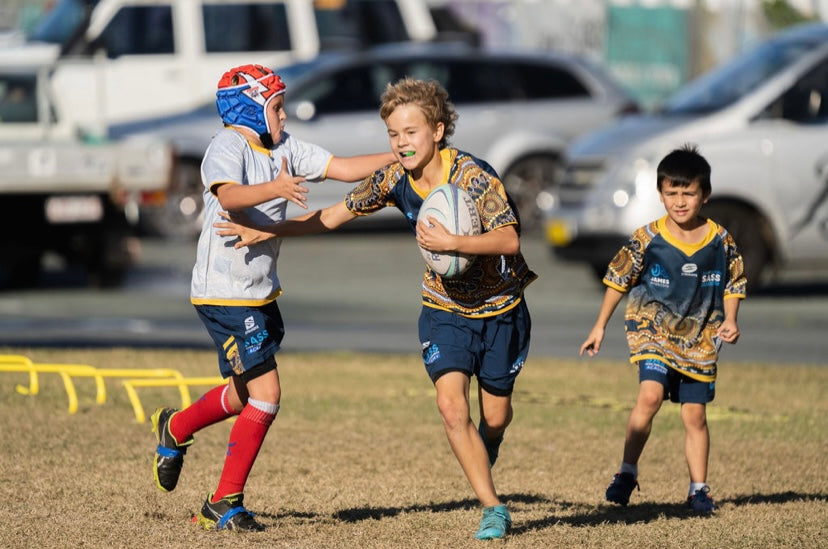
[474,504,511,540]
[478,422,504,467]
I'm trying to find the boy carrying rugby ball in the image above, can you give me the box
[215,77,537,540]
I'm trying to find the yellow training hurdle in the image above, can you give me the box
[122,376,227,423]
[1,354,222,420]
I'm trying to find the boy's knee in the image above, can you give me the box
[682,403,707,428]
[635,390,663,412]
[481,408,512,433]
[436,397,469,430]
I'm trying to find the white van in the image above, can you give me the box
[544,22,828,289]
[22,0,436,132]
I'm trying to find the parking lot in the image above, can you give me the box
[0,232,826,365]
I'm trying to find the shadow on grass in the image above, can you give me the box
[333,497,482,522]
[333,493,553,522]
[328,491,826,533]
[510,491,828,534]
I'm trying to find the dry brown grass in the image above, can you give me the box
[0,347,825,548]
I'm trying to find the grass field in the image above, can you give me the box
[1,348,825,548]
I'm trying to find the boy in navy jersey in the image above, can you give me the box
[580,144,746,514]
[216,77,536,540]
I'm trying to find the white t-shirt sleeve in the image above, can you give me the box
[282,133,333,182]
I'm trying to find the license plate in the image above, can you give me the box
[44,195,104,224]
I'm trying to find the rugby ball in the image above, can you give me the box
[417,184,481,278]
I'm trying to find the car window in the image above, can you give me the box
[315,0,409,49]
[515,62,590,99]
[0,74,39,123]
[100,6,174,58]
[398,58,590,104]
[663,38,813,115]
[443,60,521,103]
[203,4,291,53]
[293,64,399,114]
[769,59,828,124]
[26,0,87,47]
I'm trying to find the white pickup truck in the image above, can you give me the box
[0,53,174,287]
[22,0,437,134]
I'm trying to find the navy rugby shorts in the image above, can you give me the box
[418,300,531,396]
[195,301,284,380]
[638,359,714,404]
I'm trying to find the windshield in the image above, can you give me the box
[661,38,816,114]
[27,0,94,46]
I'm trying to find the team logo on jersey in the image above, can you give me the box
[681,263,698,276]
[701,270,722,287]
[649,263,670,287]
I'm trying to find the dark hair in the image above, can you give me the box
[656,144,712,196]
[379,78,457,149]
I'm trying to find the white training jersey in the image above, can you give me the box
[191,128,332,305]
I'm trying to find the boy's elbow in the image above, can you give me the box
[503,232,521,255]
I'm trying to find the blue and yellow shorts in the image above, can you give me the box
[195,301,284,381]
[638,359,714,404]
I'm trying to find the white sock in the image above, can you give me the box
[689,482,707,496]
[248,397,280,416]
[620,462,638,477]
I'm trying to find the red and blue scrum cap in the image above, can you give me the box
[215,64,286,137]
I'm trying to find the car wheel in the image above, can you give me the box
[502,155,558,234]
[140,161,203,240]
[701,202,771,290]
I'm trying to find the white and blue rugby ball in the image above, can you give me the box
[417,184,481,278]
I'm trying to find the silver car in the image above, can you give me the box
[112,42,637,238]
[545,22,828,289]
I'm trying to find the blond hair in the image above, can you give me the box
[379,78,457,149]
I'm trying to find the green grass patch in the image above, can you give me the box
[0,348,825,548]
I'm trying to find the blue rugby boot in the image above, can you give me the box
[605,472,639,506]
[474,504,511,540]
[687,486,718,514]
[195,493,264,532]
[151,407,194,492]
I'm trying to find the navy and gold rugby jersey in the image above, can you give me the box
[345,148,537,317]
[604,216,747,382]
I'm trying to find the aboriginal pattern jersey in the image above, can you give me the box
[345,148,537,317]
[603,216,747,382]
[192,128,332,306]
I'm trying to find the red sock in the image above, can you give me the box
[169,385,234,442]
[213,403,275,500]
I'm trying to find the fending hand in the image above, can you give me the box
[215,211,271,249]
[272,157,309,208]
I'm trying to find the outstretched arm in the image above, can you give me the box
[216,157,308,210]
[580,287,625,357]
[326,152,396,182]
[215,201,359,249]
